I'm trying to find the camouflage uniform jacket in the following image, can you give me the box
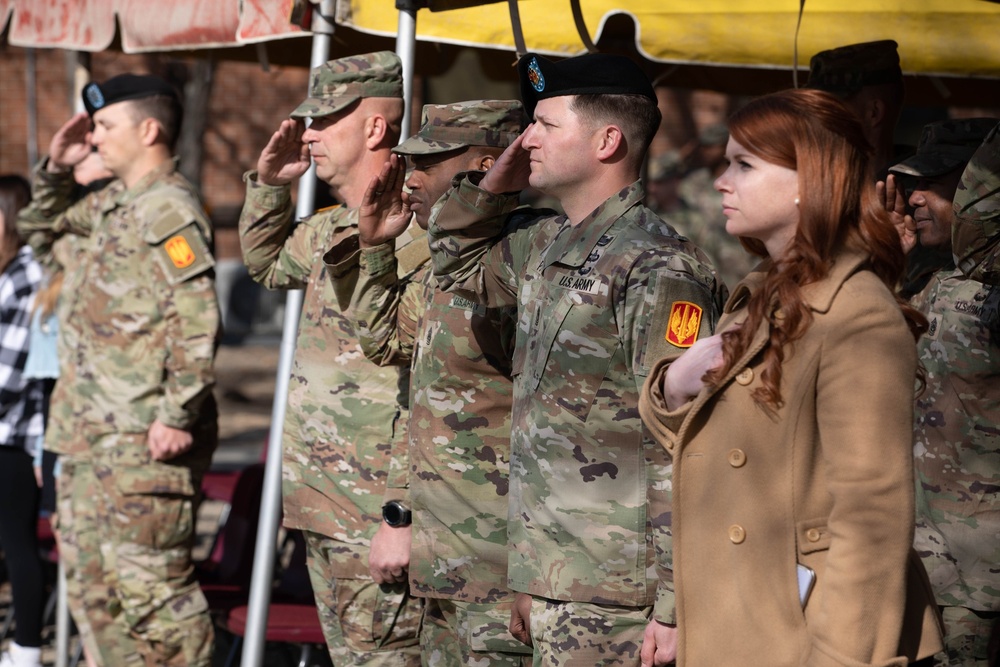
[18,159,219,461]
[239,173,418,577]
[912,125,1000,612]
[428,174,726,606]
[333,235,518,603]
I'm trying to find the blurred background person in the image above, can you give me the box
[0,174,45,667]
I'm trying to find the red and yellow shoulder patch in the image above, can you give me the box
[665,301,702,348]
[164,235,196,269]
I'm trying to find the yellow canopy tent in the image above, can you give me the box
[337,0,1000,78]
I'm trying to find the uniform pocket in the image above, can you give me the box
[533,294,619,423]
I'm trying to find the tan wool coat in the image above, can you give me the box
[640,250,944,667]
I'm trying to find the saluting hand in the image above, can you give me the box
[257,119,310,186]
[48,113,93,173]
[359,153,412,248]
[876,174,917,255]
[479,132,532,195]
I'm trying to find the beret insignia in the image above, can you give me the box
[527,57,545,93]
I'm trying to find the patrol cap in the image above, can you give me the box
[394,100,525,156]
[291,51,403,119]
[699,123,729,147]
[806,40,902,96]
[647,150,685,182]
[889,118,997,178]
[518,52,656,118]
[82,74,179,116]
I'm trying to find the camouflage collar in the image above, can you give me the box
[111,157,180,209]
[543,180,644,270]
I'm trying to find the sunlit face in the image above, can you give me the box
[905,168,962,250]
[520,96,595,198]
[301,107,366,188]
[714,137,800,258]
[90,103,144,179]
[404,150,478,230]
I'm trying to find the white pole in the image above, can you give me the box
[396,4,417,142]
[238,1,334,664]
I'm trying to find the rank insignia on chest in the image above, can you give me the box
[666,301,702,348]
[164,235,196,269]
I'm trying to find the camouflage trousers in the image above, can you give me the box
[58,437,214,667]
[931,606,1000,666]
[420,597,532,667]
[526,597,651,667]
[305,531,423,666]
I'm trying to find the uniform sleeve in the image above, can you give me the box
[624,245,724,626]
[952,122,1000,283]
[156,272,219,429]
[17,159,102,267]
[427,173,528,308]
[806,281,918,666]
[145,200,220,430]
[347,243,426,368]
[238,170,330,290]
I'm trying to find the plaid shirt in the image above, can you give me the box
[0,245,44,454]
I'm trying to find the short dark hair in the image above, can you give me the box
[571,93,661,171]
[125,94,183,151]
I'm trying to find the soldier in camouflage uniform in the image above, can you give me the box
[237,51,422,665]
[884,119,997,300]
[426,54,726,666]
[902,121,1000,666]
[326,99,532,666]
[807,40,906,176]
[16,74,219,666]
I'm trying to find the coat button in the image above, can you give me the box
[735,368,754,385]
[728,449,747,467]
[728,525,746,544]
[806,528,822,542]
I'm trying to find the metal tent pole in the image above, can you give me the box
[239,1,334,664]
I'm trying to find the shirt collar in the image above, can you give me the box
[543,181,645,269]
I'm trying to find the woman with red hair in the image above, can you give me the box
[639,88,943,666]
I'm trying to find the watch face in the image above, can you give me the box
[383,501,410,526]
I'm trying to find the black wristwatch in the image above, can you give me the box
[382,500,411,527]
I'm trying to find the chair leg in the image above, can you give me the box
[297,643,312,667]
[223,634,243,667]
[0,601,14,641]
[68,640,84,667]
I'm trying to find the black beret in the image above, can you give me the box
[518,52,656,118]
[806,40,902,96]
[82,74,179,116]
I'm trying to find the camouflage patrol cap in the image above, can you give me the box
[889,118,997,178]
[82,73,179,116]
[698,123,729,147]
[393,100,525,156]
[647,150,685,182]
[806,40,902,96]
[290,51,402,119]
